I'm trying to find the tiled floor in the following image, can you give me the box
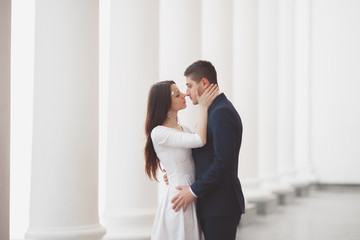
[236,188,360,240]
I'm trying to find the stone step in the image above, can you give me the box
[247,194,278,215]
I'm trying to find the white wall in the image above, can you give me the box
[311,0,360,183]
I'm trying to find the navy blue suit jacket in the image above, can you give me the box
[191,93,245,219]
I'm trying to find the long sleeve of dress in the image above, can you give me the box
[151,126,204,149]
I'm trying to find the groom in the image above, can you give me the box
[170,60,245,240]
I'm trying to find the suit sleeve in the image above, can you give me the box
[191,108,239,198]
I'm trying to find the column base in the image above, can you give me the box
[297,169,318,185]
[276,189,296,205]
[239,203,257,226]
[25,224,106,240]
[281,178,312,197]
[292,182,311,197]
[271,186,296,205]
[245,191,278,215]
[261,182,296,205]
[102,208,155,240]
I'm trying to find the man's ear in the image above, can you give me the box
[201,78,210,89]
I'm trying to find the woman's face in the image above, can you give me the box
[170,84,187,111]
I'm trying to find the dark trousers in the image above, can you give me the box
[200,215,241,240]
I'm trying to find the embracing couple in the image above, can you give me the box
[145,60,245,240]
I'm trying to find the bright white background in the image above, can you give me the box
[9,0,360,239]
[310,0,360,183]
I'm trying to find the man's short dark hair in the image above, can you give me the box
[184,60,218,85]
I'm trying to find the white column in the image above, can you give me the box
[255,0,296,206]
[257,0,295,202]
[158,0,201,203]
[277,0,297,183]
[159,0,201,131]
[234,0,278,215]
[102,1,159,239]
[234,0,260,191]
[25,1,105,240]
[257,0,280,186]
[202,0,233,100]
[233,0,260,219]
[10,1,35,237]
[0,1,11,239]
[294,0,317,183]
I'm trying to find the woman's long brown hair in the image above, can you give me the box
[145,80,175,181]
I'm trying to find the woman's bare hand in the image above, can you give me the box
[196,84,219,109]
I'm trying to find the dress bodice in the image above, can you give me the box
[151,125,203,186]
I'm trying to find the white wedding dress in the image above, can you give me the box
[151,125,204,240]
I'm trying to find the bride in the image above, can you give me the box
[144,80,218,240]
